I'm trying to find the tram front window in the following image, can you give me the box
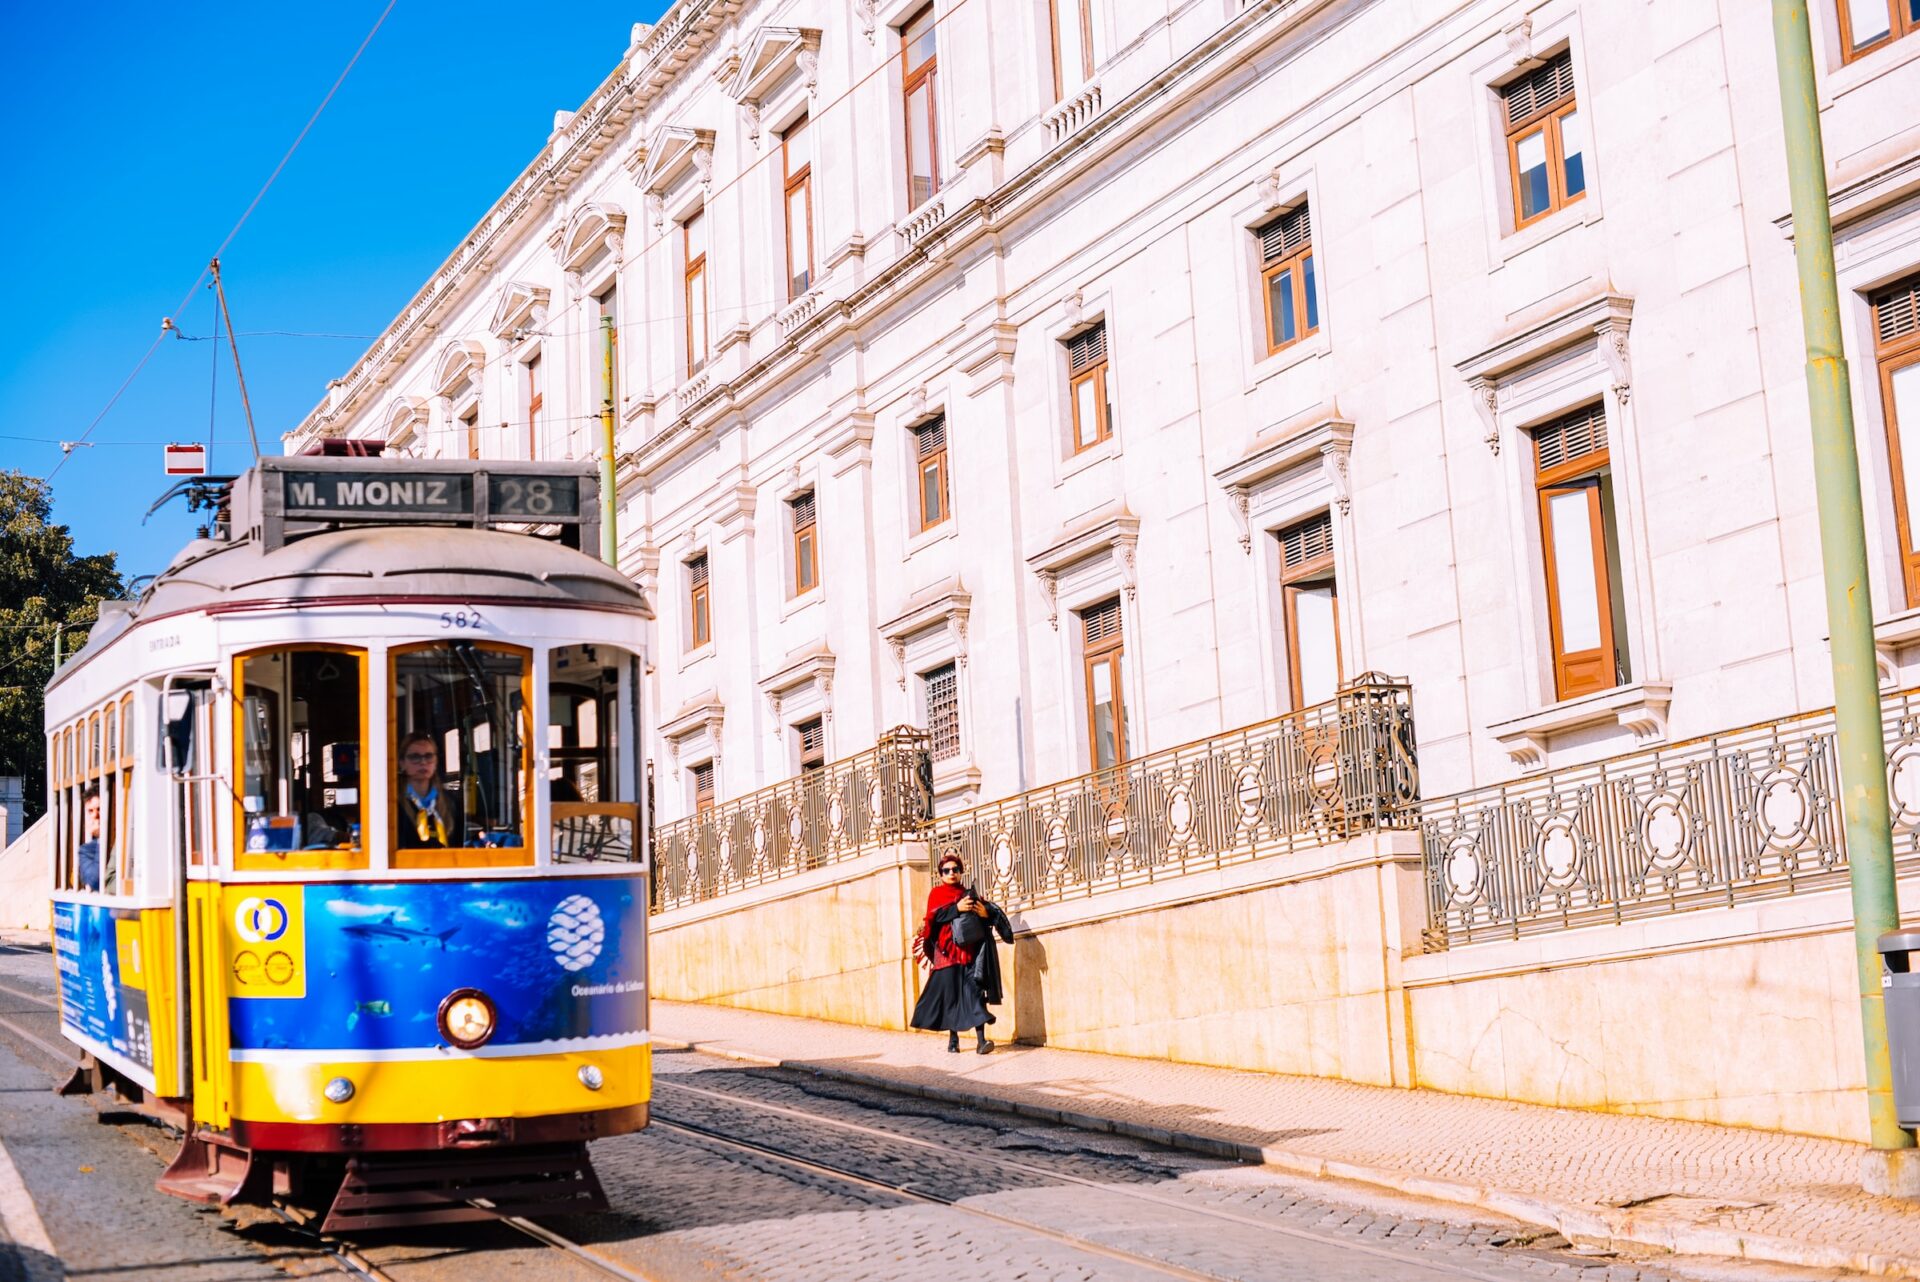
[391,642,531,865]
[237,648,366,866]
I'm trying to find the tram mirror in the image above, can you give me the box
[163,690,195,775]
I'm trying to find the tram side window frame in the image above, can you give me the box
[389,640,536,870]
[233,645,371,873]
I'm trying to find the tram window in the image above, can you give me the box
[549,645,641,863]
[236,648,367,867]
[391,642,531,865]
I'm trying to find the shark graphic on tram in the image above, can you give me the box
[42,452,653,1231]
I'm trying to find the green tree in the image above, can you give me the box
[0,470,123,825]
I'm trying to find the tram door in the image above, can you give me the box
[163,680,215,1099]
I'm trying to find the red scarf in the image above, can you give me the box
[921,882,975,970]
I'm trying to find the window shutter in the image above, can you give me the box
[693,761,714,801]
[1081,597,1124,646]
[1278,512,1335,571]
[797,718,825,758]
[791,491,816,529]
[1258,205,1312,265]
[1503,51,1576,128]
[689,555,709,587]
[1876,277,1920,347]
[1533,403,1609,472]
[915,416,946,458]
[924,663,960,760]
[1067,322,1107,373]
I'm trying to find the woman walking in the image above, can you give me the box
[911,855,1000,1053]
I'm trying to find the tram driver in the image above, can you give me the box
[396,732,465,850]
[76,783,103,891]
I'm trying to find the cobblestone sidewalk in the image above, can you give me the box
[651,1000,1920,1280]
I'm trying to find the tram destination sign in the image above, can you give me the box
[279,471,584,523]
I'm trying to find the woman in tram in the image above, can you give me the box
[395,731,464,849]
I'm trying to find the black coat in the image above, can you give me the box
[928,894,1014,1005]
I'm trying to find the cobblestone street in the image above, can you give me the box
[0,938,1886,1282]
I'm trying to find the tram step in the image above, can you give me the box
[157,1131,264,1206]
[319,1143,608,1233]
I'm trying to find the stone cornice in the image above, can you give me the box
[293,0,743,442]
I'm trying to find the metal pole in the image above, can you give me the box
[1772,0,1912,1155]
[599,314,619,566]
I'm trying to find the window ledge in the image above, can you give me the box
[904,518,958,559]
[929,758,982,814]
[677,642,715,674]
[1822,32,1920,106]
[1488,680,1673,772]
[1247,330,1329,390]
[1872,606,1920,684]
[1494,195,1599,266]
[781,586,825,620]
[1058,435,1120,484]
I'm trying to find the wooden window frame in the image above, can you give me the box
[1278,515,1343,710]
[524,353,543,460]
[684,211,709,376]
[692,760,716,813]
[232,645,371,873]
[688,555,712,650]
[389,641,536,870]
[796,717,826,774]
[1047,0,1095,97]
[1533,407,1623,700]
[461,407,480,460]
[901,4,941,207]
[1258,207,1317,357]
[1837,0,1919,62]
[1067,323,1112,453]
[1875,277,1920,607]
[1080,599,1128,772]
[790,490,819,596]
[913,418,950,532]
[783,115,815,300]
[1502,54,1584,232]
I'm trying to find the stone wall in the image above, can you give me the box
[0,816,49,931]
[651,839,1911,1144]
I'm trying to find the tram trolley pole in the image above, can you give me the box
[1772,0,1918,1195]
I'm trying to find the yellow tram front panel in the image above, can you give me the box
[207,876,650,1135]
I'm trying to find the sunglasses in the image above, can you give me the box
[938,864,963,874]
[404,753,438,764]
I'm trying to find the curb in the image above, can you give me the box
[653,1034,1920,1281]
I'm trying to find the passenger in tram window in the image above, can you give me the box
[76,784,103,892]
[396,732,464,849]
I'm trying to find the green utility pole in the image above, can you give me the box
[1772,0,1913,1161]
[599,314,619,566]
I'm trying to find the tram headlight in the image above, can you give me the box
[438,988,497,1050]
[323,1077,356,1104]
[577,1064,605,1091]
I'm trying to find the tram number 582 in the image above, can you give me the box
[440,608,486,631]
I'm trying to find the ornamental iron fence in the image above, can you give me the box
[929,676,1419,911]
[1419,687,1920,947]
[650,726,932,912]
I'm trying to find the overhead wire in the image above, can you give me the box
[44,0,399,482]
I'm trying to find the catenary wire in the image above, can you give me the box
[44,0,398,481]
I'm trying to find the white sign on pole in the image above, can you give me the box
[164,443,208,476]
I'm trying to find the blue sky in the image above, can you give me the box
[0,2,663,581]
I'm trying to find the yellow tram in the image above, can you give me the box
[43,455,652,1230]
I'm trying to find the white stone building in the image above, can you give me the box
[289,0,1920,829]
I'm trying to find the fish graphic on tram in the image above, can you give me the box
[43,454,652,1230]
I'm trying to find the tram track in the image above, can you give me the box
[649,1075,1547,1282]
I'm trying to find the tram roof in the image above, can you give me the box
[50,460,649,691]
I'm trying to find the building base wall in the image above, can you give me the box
[650,836,1898,1142]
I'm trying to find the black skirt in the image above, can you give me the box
[910,964,990,1032]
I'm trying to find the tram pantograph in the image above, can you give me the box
[43,454,652,1230]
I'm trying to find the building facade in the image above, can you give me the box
[289,0,1920,830]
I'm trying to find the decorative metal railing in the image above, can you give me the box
[929,677,1419,911]
[650,727,932,912]
[1419,687,1920,947]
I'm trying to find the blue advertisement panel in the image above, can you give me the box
[227,876,647,1054]
[53,900,156,1080]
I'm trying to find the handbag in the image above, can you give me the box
[948,900,989,950]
